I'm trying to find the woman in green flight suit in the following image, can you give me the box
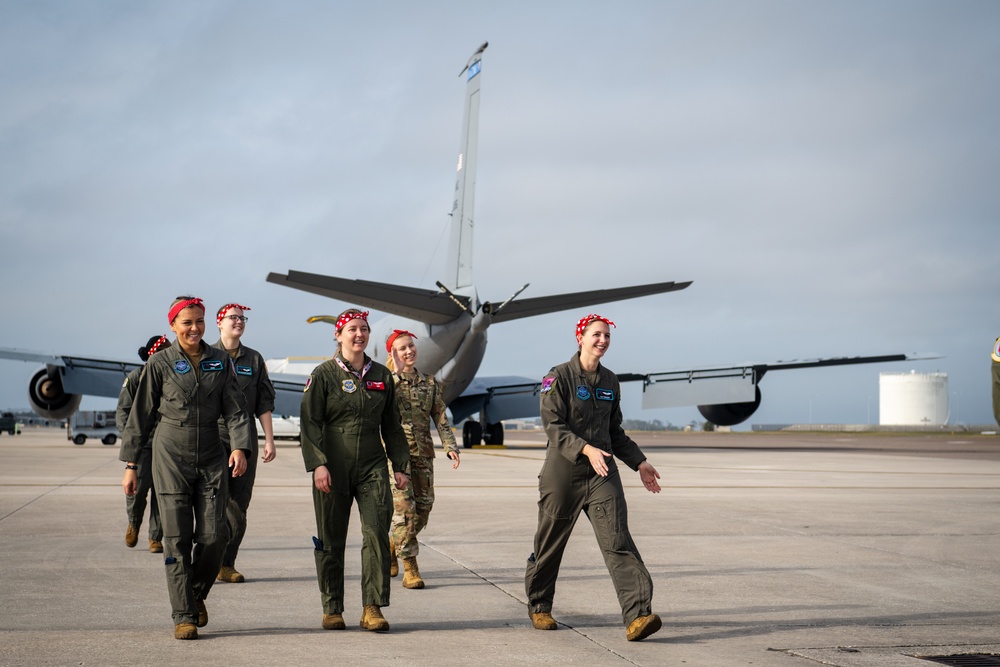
[121,296,252,640]
[300,308,410,632]
[524,313,664,642]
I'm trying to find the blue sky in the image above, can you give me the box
[1,1,997,427]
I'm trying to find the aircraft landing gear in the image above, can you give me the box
[463,421,504,447]
[462,421,482,448]
[483,422,504,445]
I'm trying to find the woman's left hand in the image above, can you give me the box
[638,461,661,493]
[394,471,409,490]
[229,449,247,477]
[262,438,276,463]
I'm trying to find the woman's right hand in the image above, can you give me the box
[122,469,137,496]
[582,444,612,477]
[313,465,332,493]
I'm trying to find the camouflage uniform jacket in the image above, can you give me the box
[392,368,458,458]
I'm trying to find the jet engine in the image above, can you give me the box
[697,386,761,427]
[28,367,82,420]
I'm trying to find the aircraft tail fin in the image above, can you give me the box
[445,42,487,290]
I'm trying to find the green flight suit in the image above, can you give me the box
[117,366,162,542]
[300,352,409,615]
[389,368,458,559]
[213,341,276,569]
[524,352,654,627]
[121,340,251,627]
[992,337,1000,428]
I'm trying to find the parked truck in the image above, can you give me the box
[67,410,119,445]
[0,412,21,435]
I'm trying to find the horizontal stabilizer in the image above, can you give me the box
[266,271,468,325]
[489,280,692,323]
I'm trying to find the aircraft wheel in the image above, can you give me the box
[102,434,117,446]
[73,434,86,445]
[483,422,504,445]
[463,422,482,448]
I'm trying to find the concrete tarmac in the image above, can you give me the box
[1,428,999,666]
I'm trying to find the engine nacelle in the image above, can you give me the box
[28,367,82,420]
[697,386,762,427]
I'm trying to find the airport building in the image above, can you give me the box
[879,371,949,426]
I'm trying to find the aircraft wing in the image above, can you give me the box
[450,375,541,424]
[0,347,142,419]
[488,280,692,323]
[446,352,941,429]
[266,270,468,325]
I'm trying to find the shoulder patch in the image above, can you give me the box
[304,375,313,393]
[122,377,129,389]
[993,337,1000,363]
[540,377,555,394]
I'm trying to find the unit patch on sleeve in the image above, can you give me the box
[540,377,555,394]
[304,375,313,393]
[993,337,1000,363]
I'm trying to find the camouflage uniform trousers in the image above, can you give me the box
[389,455,435,559]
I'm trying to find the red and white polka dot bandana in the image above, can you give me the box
[336,310,369,331]
[217,303,251,326]
[575,314,616,337]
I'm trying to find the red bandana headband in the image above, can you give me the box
[217,303,251,326]
[336,310,369,331]
[575,313,616,337]
[168,298,205,323]
[385,329,419,353]
[147,335,169,357]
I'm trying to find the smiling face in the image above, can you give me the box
[576,320,611,359]
[218,306,245,339]
[391,335,418,372]
[170,306,206,353]
[335,317,370,356]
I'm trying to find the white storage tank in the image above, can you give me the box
[879,371,949,426]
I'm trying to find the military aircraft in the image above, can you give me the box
[0,43,935,445]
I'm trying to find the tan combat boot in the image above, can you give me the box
[217,565,245,583]
[359,605,390,632]
[125,524,138,548]
[196,600,208,628]
[626,613,662,641]
[390,540,399,578]
[322,613,345,630]
[401,557,424,589]
[149,539,163,553]
[529,611,558,630]
[174,623,198,640]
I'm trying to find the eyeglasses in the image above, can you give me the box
[224,315,248,323]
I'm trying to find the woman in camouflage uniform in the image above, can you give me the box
[385,330,460,589]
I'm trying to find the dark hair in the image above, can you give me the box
[138,335,172,361]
